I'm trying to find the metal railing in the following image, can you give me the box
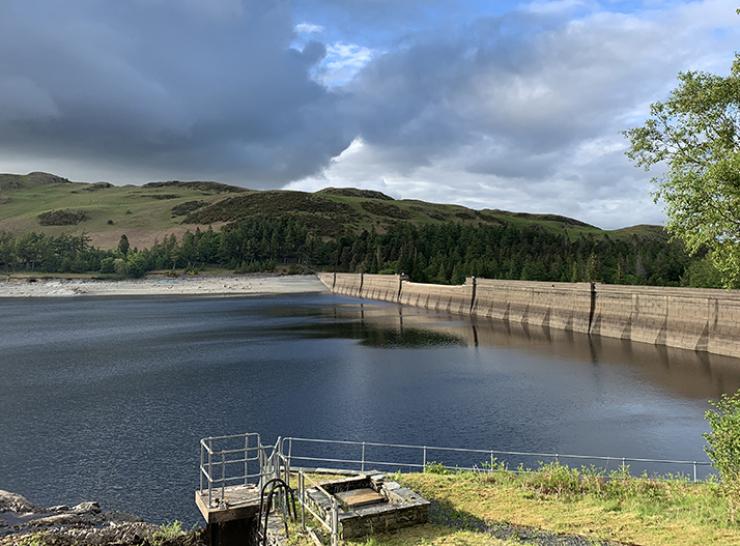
[199,433,342,546]
[199,433,283,508]
[265,446,341,546]
[199,432,713,546]
[296,470,340,546]
[281,436,714,482]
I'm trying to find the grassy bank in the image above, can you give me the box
[8,467,735,545]
[289,465,738,546]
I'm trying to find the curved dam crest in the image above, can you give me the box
[318,272,740,359]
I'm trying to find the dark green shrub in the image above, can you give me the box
[37,209,88,226]
[99,257,116,274]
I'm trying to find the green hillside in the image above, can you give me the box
[0,172,246,248]
[0,172,663,249]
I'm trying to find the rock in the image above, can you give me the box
[383,481,401,491]
[30,513,83,526]
[105,511,142,523]
[0,490,36,513]
[0,490,205,546]
[370,473,386,487]
[72,501,101,514]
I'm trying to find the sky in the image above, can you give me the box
[0,1,738,228]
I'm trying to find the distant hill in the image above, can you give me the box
[142,180,247,193]
[0,171,71,190]
[0,172,665,249]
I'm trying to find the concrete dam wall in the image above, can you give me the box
[472,279,593,335]
[319,272,402,301]
[317,273,740,359]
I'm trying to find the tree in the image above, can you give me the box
[681,256,722,288]
[126,252,147,278]
[585,252,601,282]
[704,390,740,523]
[99,257,116,274]
[625,55,740,288]
[118,234,130,256]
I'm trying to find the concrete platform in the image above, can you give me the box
[195,485,261,524]
[335,488,385,510]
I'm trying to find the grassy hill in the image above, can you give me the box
[0,172,664,249]
[0,172,246,248]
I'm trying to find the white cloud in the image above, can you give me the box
[295,21,324,34]
[315,42,378,87]
[288,0,740,228]
[287,134,664,229]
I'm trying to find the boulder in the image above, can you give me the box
[0,490,36,513]
[72,501,101,514]
[30,513,83,526]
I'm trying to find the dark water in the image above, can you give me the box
[2,293,739,524]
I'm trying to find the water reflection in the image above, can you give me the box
[275,300,740,400]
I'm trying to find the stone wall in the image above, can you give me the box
[339,502,429,540]
[317,272,740,359]
[591,284,740,358]
[333,272,363,298]
[317,272,335,290]
[710,295,740,358]
[472,279,593,335]
[400,279,473,314]
[362,274,401,303]
[303,475,429,541]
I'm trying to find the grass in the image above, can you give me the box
[287,465,738,546]
[0,176,232,249]
[0,172,664,250]
[13,534,46,546]
[6,468,734,545]
[150,521,187,545]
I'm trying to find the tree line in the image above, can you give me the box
[0,216,720,287]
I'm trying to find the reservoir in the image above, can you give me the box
[2,292,739,524]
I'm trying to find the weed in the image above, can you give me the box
[150,520,185,545]
[424,462,450,475]
[16,533,47,546]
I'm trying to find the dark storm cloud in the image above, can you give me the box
[0,0,351,183]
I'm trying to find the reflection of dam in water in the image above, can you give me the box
[328,301,740,401]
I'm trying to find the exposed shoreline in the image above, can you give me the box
[0,274,327,298]
[0,489,203,546]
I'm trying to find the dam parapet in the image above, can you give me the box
[400,279,472,314]
[472,278,593,335]
[591,284,740,357]
[333,272,363,298]
[362,273,402,303]
[317,273,740,359]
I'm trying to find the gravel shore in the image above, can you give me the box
[0,274,327,298]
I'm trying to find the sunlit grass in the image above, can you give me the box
[287,465,738,546]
